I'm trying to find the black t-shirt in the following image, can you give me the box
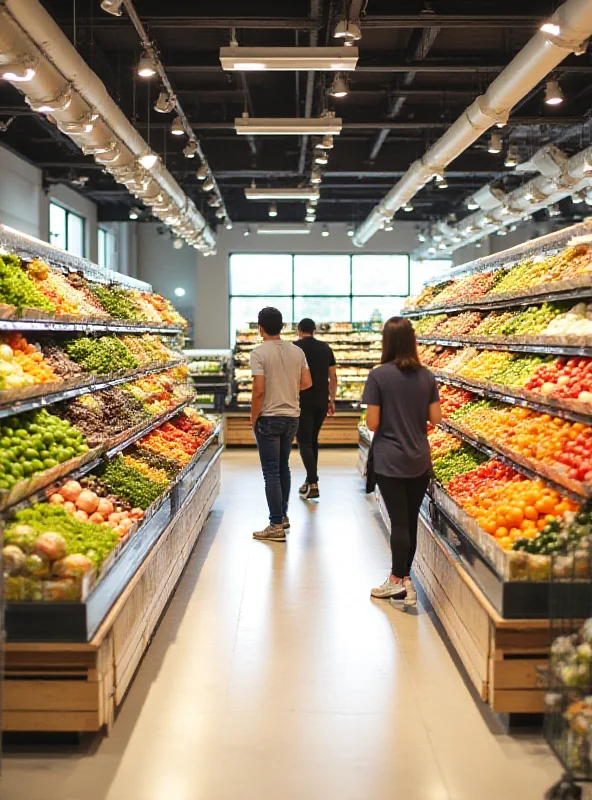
[294,337,336,409]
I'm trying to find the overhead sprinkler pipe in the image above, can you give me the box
[0,0,216,251]
[352,0,592,248]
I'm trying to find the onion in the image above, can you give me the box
[60,480,83,503]
[96,498,114,518]
[33,532,67,561]
[48,493,65,505]
[88,512,105,524]
[63,501,76,514]
[73,509,89,522]
[76,489,99,515]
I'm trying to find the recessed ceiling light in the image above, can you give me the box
[174,287,186,296]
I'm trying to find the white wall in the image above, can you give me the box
[136,223,197,338]
[0,144,100,261]
[196,221,427,349]
[451,221,553,266]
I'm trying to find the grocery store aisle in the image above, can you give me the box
[2,450,560,800]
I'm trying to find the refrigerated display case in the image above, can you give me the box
[184,348,232,412]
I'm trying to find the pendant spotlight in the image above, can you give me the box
[154,91,175,114]
[315,151,329,165]
[137,51,157,79]
[202,177,215,192]
[488,132,502,154]
[402,202,414,212]
[101,0,124,15]
[129,207,141,220]
[196,164,209,180]
[171,115,185,136]
[329,74,348,98]
[545,79,565,106]
[268,202,278,218]
[183,140,198,158]
[321,225,330,237]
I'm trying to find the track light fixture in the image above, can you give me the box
[545,79,564,106]
[154,91,175,114]
[417,232,427,243]
[466,197,479,210]
[171,115,185,136]
[138,152,159,169]
[321,225,330,237]
[347,226,355,237]
[101,0,123,15]
[434,172,448,189]
[173,238,184,250]
[504,145,520,168]
[208,196,221,208]
[225,220,234,230]
[488,132,502,154]
[333,18,362,44]
[215,208,226,219]
[384,218,394,232]
[402,202,414,212]
[183,140,198,158]
[58,112,96,135]
[329,74,348,98]
[315,151,329,165]
[572,191,585,204]
[244,226,251,237]
[311,169,322,184]
[129,207,140,220]
[1,57,38,83]
[26,83,73,114]
[268,202,278,218]
[137,51,156,78]
[202,177,215,191]
[196,164,209,180]
[318,134,334,150]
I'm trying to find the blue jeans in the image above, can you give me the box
[255,416,299,525]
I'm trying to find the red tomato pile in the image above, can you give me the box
[525,357,592,404]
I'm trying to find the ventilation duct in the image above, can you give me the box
[0,0,215,252]
[353,0,592,248]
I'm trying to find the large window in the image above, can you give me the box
[49,202,86,257]
[98,227,116,269]
[229,253,410,340]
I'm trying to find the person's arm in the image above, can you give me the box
[328,365,337,416]
[300,368,312,392]
[428,401,442,426]
[366,405,380,432]
[251,375,265,429]
[427,372,442,426]
[362,369,381,432]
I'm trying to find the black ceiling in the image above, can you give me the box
[1,0,591,230]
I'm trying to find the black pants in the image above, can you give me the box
[297,405,327,484]
[376,472,430,579]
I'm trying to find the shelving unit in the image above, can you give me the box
[228,323,379,446]
[397,223,592,716]
[184,348,233,412]
[0,227,223,733]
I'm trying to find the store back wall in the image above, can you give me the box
[196,222,426,349]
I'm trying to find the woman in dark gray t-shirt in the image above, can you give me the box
[362,317,442,606]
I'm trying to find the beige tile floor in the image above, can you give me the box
[1,449,564,800]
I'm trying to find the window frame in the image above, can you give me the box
[49,201,86,258]
[228,251,411,340]
[97,226,116,269]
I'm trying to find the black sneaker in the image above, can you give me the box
[302,483,319,500]
[299,482,309,496]
[282,516,291,530]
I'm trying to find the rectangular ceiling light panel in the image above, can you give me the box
[220,47,358,72]
[256,228,311,235]
[236,117,342,136]
[245,188,321,201]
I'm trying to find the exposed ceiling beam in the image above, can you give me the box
[348,1,366,20]
[63,14,546,31]
[369,24,441,163]
[298,0,321,175]
[166,61,592,74]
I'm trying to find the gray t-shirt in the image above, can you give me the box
[250,340,309,418]
[362,363,439,478]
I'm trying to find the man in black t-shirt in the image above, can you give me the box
[294,318,337,500]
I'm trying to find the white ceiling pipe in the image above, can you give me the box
[0,0,215,251]
[353,0,592,248]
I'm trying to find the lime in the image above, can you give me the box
[24,447,38,460]
[21,462,33,476]
[5,474,15,487]
[43,458,57,469]
[30,458,43,471]
[77,443,89,453]
[16,429,28,440]
[11,463,23,479]
[0,437,11,448]
[11,446,23,458]
[42,433,54,446]
[28,424,39,434]
[53,431,65,443]
[64,446,75,459]
[39,449,50,459]
[0,480,8,491]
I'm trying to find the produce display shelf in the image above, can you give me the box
[5,431,222,643]
[0,319,183,335]
[403,285,592,318]
[3,397,195,515]
[439,420,587,502]
[0,359,184,419]
[417,335,592,357]
[433,371,592,426]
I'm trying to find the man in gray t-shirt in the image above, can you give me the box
[250,307,311,543]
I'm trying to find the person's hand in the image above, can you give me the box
[328,400,336,417]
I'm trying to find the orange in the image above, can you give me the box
[495,526,509,539]
[524,506,538,521]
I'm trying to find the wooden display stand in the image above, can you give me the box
[414,516,548,714]
[2,451,222,733]
[224,410,360,446]
[224,411,360,447]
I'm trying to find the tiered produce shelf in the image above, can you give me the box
[392,222,592,715]
[0,227,223,733]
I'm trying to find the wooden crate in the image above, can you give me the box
[224,411,360,447]
[414,516,549,714]
[3,453,221,733]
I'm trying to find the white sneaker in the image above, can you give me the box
[253,524,286,542]
[370,576,406,600]
[403,577,417,608]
